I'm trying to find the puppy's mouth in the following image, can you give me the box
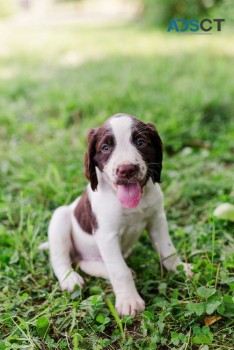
[115,178,142,209]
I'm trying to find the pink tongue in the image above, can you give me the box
[117,183,142,208]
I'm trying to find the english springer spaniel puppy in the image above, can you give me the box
[46,113,191,316]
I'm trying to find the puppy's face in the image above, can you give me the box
[85,114,163,208]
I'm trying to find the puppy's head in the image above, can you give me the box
[85,113,162,208]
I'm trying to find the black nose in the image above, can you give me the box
[116,164,139,179]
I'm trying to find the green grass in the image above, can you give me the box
[0,21,234,349]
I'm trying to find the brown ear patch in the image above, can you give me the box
[131,119,163,183]
[85,124,116,191]
[85,128,99,191]
[74,191,98,234]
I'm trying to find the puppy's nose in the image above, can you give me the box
[116,164,139,179]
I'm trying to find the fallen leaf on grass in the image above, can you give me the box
[213,203,234,222]
[205,315,222,326]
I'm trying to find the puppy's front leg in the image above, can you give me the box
[147,209,192,276]
[95,231,145,317]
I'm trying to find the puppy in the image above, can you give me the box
[45,113,191,316]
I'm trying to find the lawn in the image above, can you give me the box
[0,20,234,349]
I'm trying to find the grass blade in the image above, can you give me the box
[106,299,125,342]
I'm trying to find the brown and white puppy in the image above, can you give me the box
[45,113,191,316]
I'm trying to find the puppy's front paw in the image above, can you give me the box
[177,262,193,277]
[115,292,145,317]
[60,271,84,292]
[182,262,193,277]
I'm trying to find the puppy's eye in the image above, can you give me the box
[136,139,146,147]
[102,144,111,153]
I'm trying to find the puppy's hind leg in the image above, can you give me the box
[80,261,109,279]
[48,206,84,291]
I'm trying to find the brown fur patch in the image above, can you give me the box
[131,118,163,183]
[74,191,98,234]
[85,123,115,191]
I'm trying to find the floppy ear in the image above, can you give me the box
[146,122,163,183]
[85,128,99,191]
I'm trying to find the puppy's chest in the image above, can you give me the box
[118,207,154,256]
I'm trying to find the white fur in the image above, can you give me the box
[45,115,192,317]
[103,116,147,187]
